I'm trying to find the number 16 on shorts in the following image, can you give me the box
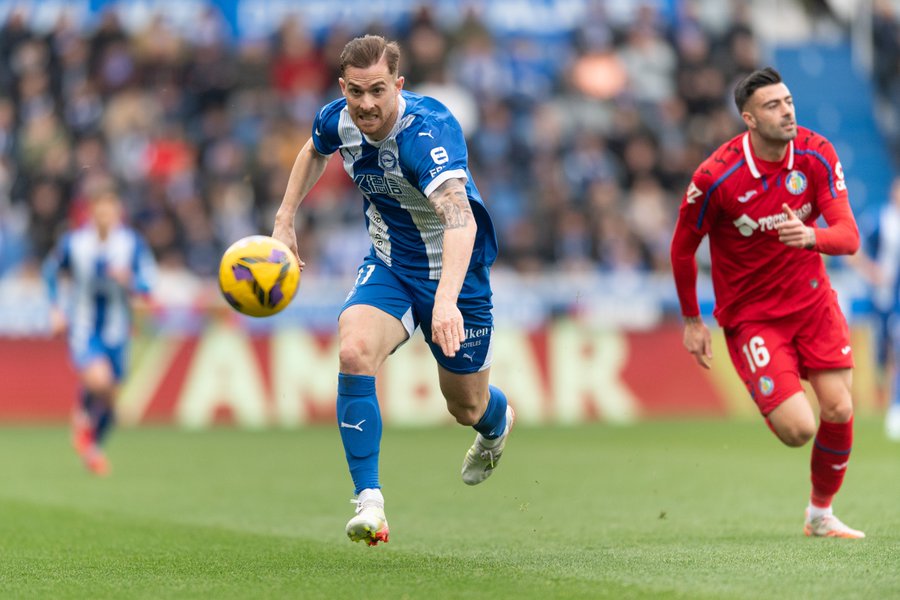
[741,336,770,373]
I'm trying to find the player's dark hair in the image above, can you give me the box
[734,67,783,112]
[340,35,400,77]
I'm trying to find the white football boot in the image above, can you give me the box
[346,488,389,546]
[461,405,515,486]
[804,508,865,539]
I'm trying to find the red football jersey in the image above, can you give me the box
[671,126,859,328]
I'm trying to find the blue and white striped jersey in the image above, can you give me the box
[43,225,156,351]
[312,90,498,280]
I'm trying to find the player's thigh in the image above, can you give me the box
[74,337,117,393]
[339,259,415,373]
[724,321,803,416]
[416,266,494,374]
[438,366,491,424]
[808,368,854,422]
[794,292,853,372]
[438,365,491,406]
[338,304,410,372]
[765,390,817,447]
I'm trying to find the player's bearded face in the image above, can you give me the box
[340,58,404,141]
[748,83,797,143]
[90,193,122,233]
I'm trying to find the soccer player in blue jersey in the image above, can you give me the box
[272,35,514,546]
[43,182,156,475]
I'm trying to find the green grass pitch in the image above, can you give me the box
[1,420,897,599]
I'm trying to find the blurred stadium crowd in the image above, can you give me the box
[0,0,896,287]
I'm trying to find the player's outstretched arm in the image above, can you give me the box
[273,138,330,265]
[428,177,476,358]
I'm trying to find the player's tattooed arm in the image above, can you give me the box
[428,178,473,230]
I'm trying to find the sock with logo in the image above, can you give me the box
[337,373,382,494]
[473,385,508,443]
[809,416,853,508]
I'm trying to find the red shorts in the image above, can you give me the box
[724,291,853,416]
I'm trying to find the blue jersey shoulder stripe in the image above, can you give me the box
[696,159,745,229]
[794,149,836,198]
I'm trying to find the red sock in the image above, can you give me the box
[810,417,853,508]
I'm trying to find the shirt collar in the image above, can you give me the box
[742,132,794,179]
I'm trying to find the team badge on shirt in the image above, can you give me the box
[378,149,398,170]
[758,376,775,396]
[785,170,807,195]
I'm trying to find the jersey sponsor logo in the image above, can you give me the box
[733,214,760,237]
[785,170,808,195]
[354,173,404,196]
[758,376,775,397]
[835,161,846,192]
[737,189,757,203]
[464,326,491,340]
[757,202,812,232]
[685,181,703,204]
[378,148,398,170]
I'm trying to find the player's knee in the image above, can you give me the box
[338,338,376,375]
[82,364,115,395]
[779,422,815,447]
[446,401,481,426]
[820,402,853,424]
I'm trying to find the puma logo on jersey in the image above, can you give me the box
[685,181,703,204]
[418,130,434,139]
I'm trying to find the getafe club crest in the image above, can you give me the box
[785,170,807,195]
[758,376,775,396]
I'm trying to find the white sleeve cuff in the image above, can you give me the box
[423,169,468,198]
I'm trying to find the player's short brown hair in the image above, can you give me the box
[339,35,400,77]
[734,67,783,111]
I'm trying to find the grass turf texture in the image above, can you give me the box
[0,420,896,599]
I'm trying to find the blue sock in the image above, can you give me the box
[81,391,96,414]
[474,385,508,439]
[893,367,900,407]
[336,373,381,494]
[94,406,114,446]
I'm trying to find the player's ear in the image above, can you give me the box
[395,75,405,93]
[741,111,755,129]
[338,77,347,95]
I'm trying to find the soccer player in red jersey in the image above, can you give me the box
[670,67,865,538]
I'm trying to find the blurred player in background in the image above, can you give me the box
[272,35,513,546]
[851,176,900,440]
[671,67,865,538]
[43,182,157,475]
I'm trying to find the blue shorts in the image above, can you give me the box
[341,257,494,374]
[71,335,128,382]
